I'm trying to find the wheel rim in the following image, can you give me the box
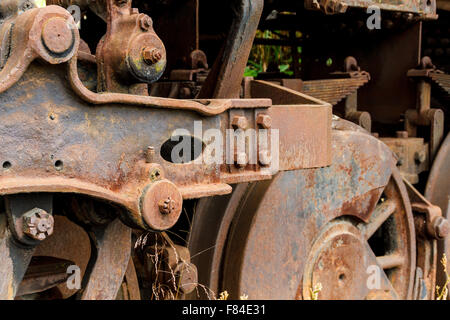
[189,130,416,300]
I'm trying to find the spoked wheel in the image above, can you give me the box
[188,130,416,300]
[302,170,415,299]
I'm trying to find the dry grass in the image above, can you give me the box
[436,254,449,300]
[136,231,217,300]
[310,283,322,300]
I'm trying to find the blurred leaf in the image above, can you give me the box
[326,58,333,67]
[279,64,290,72]
[247,29,300,78]
[35,0,46,7]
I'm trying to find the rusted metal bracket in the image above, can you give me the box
[68,56,270,116]
[0,5,79,94]
[260,57,372,132]
[304,0,348,14]
[380,131,429,184]
[405,178,449,240]
[305,0,437,18]
[95,0,166,94]
[198,0,264,99]
[16,256,73,297]
[404,177,446,299]
[406,57,445,161]
[0,194,53,299]
[79,218,131,300]
[138,232,198,299]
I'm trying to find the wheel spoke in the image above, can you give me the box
[376,253,405,270]
[362,199,397,239]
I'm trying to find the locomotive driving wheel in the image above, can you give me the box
[302,171,415,299]
[188,129,416,300]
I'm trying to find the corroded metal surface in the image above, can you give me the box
[190,122,417,299]
[0,0,446,301]
[425,133,450,298]
[80,218,131,300]
[32,215,91,299]
[301,77,370,106]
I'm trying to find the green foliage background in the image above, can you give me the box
[244,30,302,78]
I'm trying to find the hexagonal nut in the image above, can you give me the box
[158,196,177,215]
[22,208,54,241]
[231,116,248,130]
[414,151,426,164]
[433,217,449,239]
[258,150,272,167]
[142,47,162,65]
[139,14,153,31]
[256,114,272,129]
[140,180,183,230]
[235,152,248,168]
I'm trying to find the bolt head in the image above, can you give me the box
[256,114,272,129]
[414,151,426,164]
[258,150,272,167]
[139,15,153,31]
[142,47,162,65]
[140,180,183,230]
[235,152,248,168]
[231,116,248,130]
[41,17,73,55]
[159,197,176,215]
[22,208,54,241]
[434,217,449,239]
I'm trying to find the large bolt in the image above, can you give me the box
[158,196,176,215]
[258,150,272,167]
[139,15,153,31]
[231,116,248,130]
[256,114,272,129]
[433,217,449,239]
[22,208,54,241]
[145,146,155,163]
[142,47,162,65]
[41,17,73,54]
[414,151,426,164]
[140,180,183,230]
